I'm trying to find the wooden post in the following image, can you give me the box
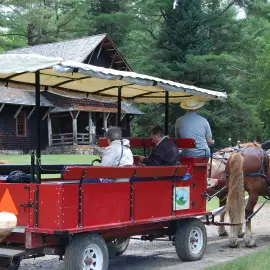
[165,91,169,135]
[88,112,92,144]
[117,87,122,126]
[35,70,41,184]
[73,117,78,145]
[71,111,80,145]
[47,113,52,147]
[103,113,110,136]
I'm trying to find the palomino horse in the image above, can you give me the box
[225,146,270,247]
[207,142,262,237]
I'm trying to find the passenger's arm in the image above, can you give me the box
[142,149,162,166]
[205,121,213,143]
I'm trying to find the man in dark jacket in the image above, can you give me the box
[138,125,180,166]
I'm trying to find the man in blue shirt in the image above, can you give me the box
[175,99,214,157]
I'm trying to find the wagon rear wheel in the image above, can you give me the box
[175,218,207,261]
[64,233,109,270]
[107,237,130,258]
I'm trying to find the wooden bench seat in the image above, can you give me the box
[61,165,189,182]
[97,137,196,149]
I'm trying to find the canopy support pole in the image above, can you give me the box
[165,91,169,135]
[117,86,122,127]
[35,70,41,184]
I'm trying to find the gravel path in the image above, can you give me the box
[19,203,270,270]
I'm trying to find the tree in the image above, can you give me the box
[0,0,83,47]
[130,0,264,146]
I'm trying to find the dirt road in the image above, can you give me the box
[19,203,270,270]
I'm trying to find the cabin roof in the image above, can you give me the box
[0,86,53,107]
[0,87,144,115]
[4,34,132,71]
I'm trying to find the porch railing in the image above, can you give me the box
[77,133,90,145]
[51,133,90,146]
[51,133,73,146]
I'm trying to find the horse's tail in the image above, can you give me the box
[226,152,245,225]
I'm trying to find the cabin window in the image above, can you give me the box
[16,111,27,137]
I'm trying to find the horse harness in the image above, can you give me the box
[219,146,270,184]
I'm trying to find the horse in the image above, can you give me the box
[225,146,270,247]
[207,142,262,237]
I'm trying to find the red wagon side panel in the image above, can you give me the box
[61,184,79,229]
[82,183,130,227]
[38,185,62,229]
[132,181,172,220]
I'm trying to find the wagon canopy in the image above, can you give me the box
[0,54,227,104]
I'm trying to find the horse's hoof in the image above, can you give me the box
[245,243,256,248]
[229,244,239,248]
[219,231,228,237]
[229,241,239,248]
[245,240,256,248]
[238,232,245,239]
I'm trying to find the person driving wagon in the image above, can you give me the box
[138,125,180,166]
[175,98,214,158]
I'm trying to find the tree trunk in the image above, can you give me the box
[27,23,35,46]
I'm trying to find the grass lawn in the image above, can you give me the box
[206,194,269,212]
[0,154,99,164]
[207,248,270,270]
[0,154,99,179]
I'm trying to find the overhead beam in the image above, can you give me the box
[0,104,5,113]
[97,41,104,59]
[14,105,23,119]
[87,51,94,64]
[133,95,193,99]
[52,76,91,88]
[121,114,125,122]
[27,106,36,120]
[42,108,52,121]
[70,111,80,119]
[91,84,133,95]
[4,71,29,81]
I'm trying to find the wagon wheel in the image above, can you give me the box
[175,218,207,261]
[64,233,109,270]
[107,237,130,258]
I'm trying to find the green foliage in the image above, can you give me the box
[0,0,270,146]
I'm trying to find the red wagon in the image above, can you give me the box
[0,54,227,269]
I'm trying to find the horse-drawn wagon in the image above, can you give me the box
[0,54,227,269]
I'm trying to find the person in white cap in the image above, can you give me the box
[175,99,214,157]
